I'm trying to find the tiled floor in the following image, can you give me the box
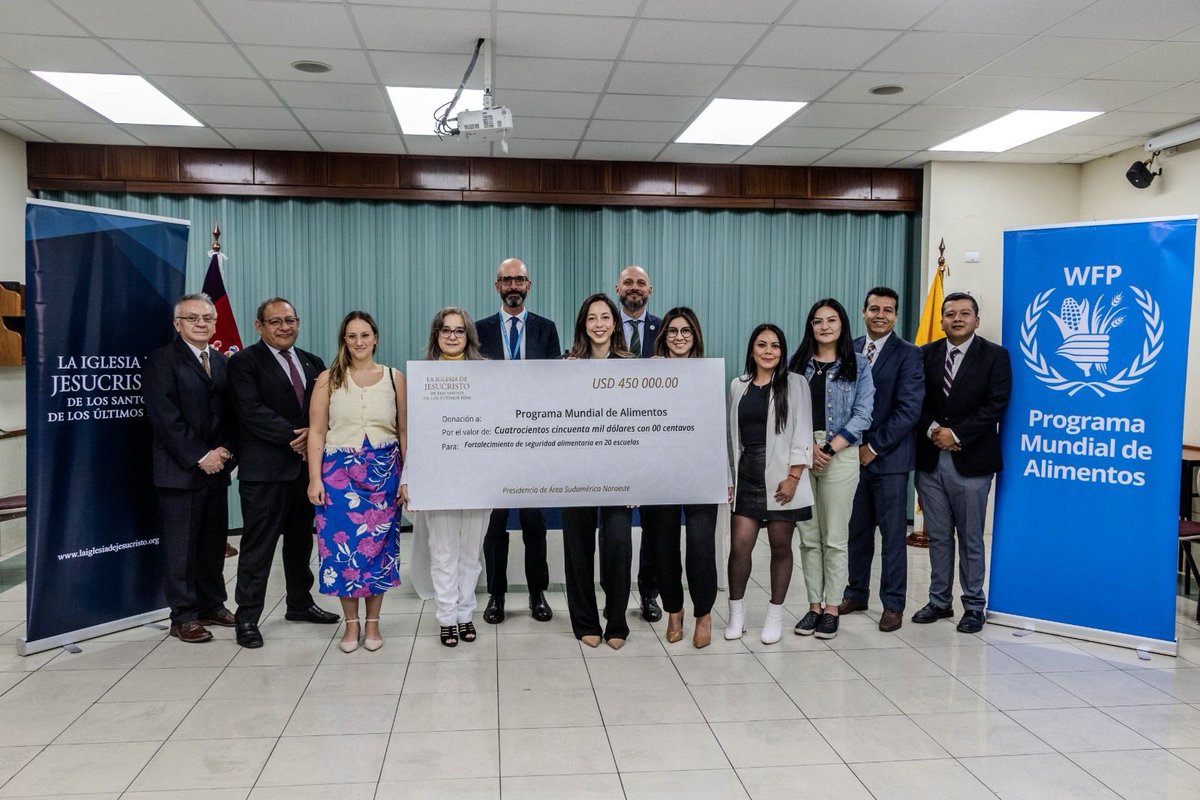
[1,534,1199,799]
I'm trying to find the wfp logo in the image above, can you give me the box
[1020,264,1162,397]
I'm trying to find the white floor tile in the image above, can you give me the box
[594,685,705,726]
[607,722,728,772]
[129,737,276,791]
[688,682,805,722]
[851,758,997,800]
[812,714,950,763]
[393,691,499,733]
[499,726,614,776]
[1101,703,1200,748]
[172,696,296,740]
[1068,749,1200,800]
[867,675,994,714]
[910,710,1054,758]
[1008,707,1159,752]
[381,729,499,781]
[55,699,193,744]
[498,657,591,692]
[498,688,602,728]
[960,752,1123,799]
[375,777,499,800]
[283,692,399,736]
[1046,669,1178,706]
[0,741,158,796]
[737,764,873,800]
[101,666,222,702]
[710,719,840,768]
[498,773,622,800]
[957,672,1090,710]
[256,733,389,786]
[622,768,750,800]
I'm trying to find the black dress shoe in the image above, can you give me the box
[284,604,340,624]
[235,622,263,649]
[957,609,985,633]
[641,595,662,622]
[529,592,553,622]
[911,602,954,624]
[483,595,505,624]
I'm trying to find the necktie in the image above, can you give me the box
[508,316,521,360]
[628,319,641,354]
[865,340,877,365]
[280,349,306,408]
[943,347,960,397]
[199,349,211,379]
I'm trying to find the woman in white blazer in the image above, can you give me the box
[725,323,814,644]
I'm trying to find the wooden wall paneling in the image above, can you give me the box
[254,151,327,186]
[179,149,254,184]
[609,161,674,195]
[774,197,918,212]
[676,164,739,197]
[462,191,773,209]
[400,156,469,190]
[104,146,179,181]
[810,167,871,199]
[327,153,399,188]
[469,158,541,192]
[540,159,607,193]
[871,168,921,201]
[26,143,104,180]
[741,165,809,198]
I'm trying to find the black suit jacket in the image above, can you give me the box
[855,333,924,475]
[477,310,562,360]
[627,312,661,358]
[916,336,1012,477]
[227,339,326,482]
[143,336,236,490]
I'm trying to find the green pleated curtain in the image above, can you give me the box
[39,192,921,381]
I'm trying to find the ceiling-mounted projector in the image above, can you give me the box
[457,106,513,141]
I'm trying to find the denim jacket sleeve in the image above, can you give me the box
[833,353,875,446]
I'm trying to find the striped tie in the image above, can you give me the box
[865,340,877,365]
[943,347,960,397]
[199,349,211,379]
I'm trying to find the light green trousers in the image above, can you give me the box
[797,430,861,606]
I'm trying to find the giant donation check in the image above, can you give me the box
[404,358,729,510]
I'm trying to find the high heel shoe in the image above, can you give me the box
[363,617,383,651]
[665,611,684,644]
[761,602,784,645]
[580,635,602,648]
[724,598,746,640]
[339,618,360,653]
[693,613,712,649]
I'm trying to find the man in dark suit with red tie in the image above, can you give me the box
[476,258,562,625]
[227,297,339,648]
[144,293,237,644]
[911,292,1012,634]
[616,265,663,622]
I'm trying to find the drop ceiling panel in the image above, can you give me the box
[915,0,1091,36]
[107,40,258,79]
[496,57,614,93]
[293,108,396,134]
[759,127,867,149]
[980,37,1147,79]
[403,136,491,156]
[816,149,914,167]
[641,0,793,24]
[502,138,578,158]
[351,7,491,53]
[584,119,681,142]
[1068,110,1199,137]
[864,31,1026,74]
[0,97,103,123]
[0,34,132,72]
[607,62,730,96]
[789,102,903,128]
[495,90,598,119]
[1090,42,1200,82]
[271,81,387,113]
[497,0,641,15]
[657,143,746,163]
[0,0,89,36]
[123,125,232,147]
[200,0,361,48]
[190,105,303,130]
[622,20,767,65]
[217,128,317,150]
[152,76,280,107]
[576,141,663,160]
[819,72,960,105]
[1124,82,1200,113]
[0,120,49,141]
[54,0,226,41]
[507,116,586,139]
[748,26,901,70]
[1029,79,1184,112]
[24,120,142,144]
[782,0,943,30]
[369,51,485,87]
[592,94,703,122]
[0,67,63,99]
[924,76,1073,108]
[310,131,404,153]
[239,46,377,83]
[718,67,847,102]
[881,106,1010,132]
[852,129,958,150]
[1008,133,1132,154]
[736,146,832,165]
[1043,0,1200,41]
[495,13,634,60]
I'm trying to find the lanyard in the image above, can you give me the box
[502,312,525,360]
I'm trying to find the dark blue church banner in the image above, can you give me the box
[22,200,189,655]
[992,216,1197,655]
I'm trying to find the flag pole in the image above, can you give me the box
[907,239,949,549]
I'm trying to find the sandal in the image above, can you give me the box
[363,617,383,652]
[439,624,459,648]
[339,618,360,654]
[458,621,477,643]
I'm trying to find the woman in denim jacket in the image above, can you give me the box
[787,299,874,640]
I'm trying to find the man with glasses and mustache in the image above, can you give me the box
[144,293,237,643]
[475,258,562,625]
[615,265,663,623]
[227,297,339,648]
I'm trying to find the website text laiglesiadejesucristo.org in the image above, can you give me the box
[1020,409,1151,486]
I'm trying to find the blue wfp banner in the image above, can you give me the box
[992,216,1197,654]
[22,200,189,655]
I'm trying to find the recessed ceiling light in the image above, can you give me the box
[291,60,332,74]
[930,109,1103,152]
[387,86,485,136]
[32,71,201,126]
[675,98,806,146]
[869,85,904,96]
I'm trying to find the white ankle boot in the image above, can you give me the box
[761,602,784,644]
[724,598,746,640]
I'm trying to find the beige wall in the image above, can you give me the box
[0,131,27,432]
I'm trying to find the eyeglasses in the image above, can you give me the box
[497,276,530,287]
[344,333,374,342]
[176,314,216,324]
[666,326,693,339]
[264,316,299,328]
[439,327,467,339]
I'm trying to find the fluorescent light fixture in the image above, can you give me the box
[387,86,485,136]
[676,98,806,146]
[931,109,1103,152]
[32,71,201,126]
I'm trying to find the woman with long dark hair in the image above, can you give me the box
[562,293,636,648]
[725,323,813,645]
[640,307,722,648]
[307,311,406,654]
[786,298,874,640]
[400,307,490,647]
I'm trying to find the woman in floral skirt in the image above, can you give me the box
[307,310,407,653]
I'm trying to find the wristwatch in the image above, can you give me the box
[820,443,835,456]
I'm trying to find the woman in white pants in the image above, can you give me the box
[401,307,491,647]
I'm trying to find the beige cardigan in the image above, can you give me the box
[727,372,814,511]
